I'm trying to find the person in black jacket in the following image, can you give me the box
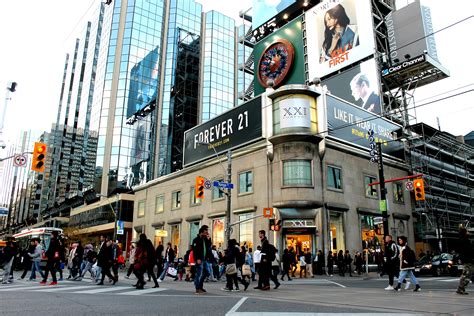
[456,227,473,295]
[97,239,117,285]
[281,248,293,281]
[159,242,177,281]
[255,230,275,290]
[19,241,36,280]
[1,240,17,284]
[192,225,212,294]
[327,252,334,276]
[40,231,61,285]
[383,235,399,290]
[337,250,345,276]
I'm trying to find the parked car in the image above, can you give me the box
[415,253,460,277]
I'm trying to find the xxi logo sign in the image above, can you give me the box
[282,106,308,117]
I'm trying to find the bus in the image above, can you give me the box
[12,227,63,267]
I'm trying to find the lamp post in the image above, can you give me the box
[196,142,232,244]
[98,194,119,241]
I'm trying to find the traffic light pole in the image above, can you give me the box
[225,150,232,245]
[377,142,389,238]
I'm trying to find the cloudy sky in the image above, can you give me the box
[0,0,472,149]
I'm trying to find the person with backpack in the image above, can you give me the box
[255,230,280,290]
[383,235,399,290]
[394,235,420,292]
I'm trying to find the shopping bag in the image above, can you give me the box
[242,264,252,276]
[167,267,178,277]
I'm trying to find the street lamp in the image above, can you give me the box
[196,141,232,244]
[98,194,119,241]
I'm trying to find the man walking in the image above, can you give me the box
[456,227,473,295]
[255,230,278,290]
[28,238,45,281]
[1,240,16,284]
[383,235,399,290]
[40,231,61,285]
[192,225,211,294]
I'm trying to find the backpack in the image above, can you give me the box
[266,244,276,262]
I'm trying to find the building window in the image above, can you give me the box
[212,218,225,249]
[212,178,225,200]
[171,191,181,210]
[154,226,165,247]
[327,166,343,190]
[393,182,404,203]
[329,211,345,252]
[190,221,200,242]
[170,224,180,256]
[360,215,384,263]
[364,176,378,198]
[155,195,164,214]
[239,213,254,249]
[282,160,312,186]
[190,186,202,205]
[238,171,253,194]
[137,200,145,217]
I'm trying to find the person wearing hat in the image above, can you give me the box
[394,236,420,292]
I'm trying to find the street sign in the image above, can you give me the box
[117,220,124,235]
[263,207,273,218]
[213,181,234,189]
[405,181,414,191]
[0,207,8,216]
[13,154,27,167]
[204,179,212,190]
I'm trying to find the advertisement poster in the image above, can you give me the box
[306,0,375,79]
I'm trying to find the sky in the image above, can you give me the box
[0,0,472,150]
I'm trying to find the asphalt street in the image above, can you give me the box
[0,271,473,316]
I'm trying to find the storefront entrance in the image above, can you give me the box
[282,223,316,278]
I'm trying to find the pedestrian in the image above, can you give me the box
[394,236,420,292]
[248,248,256,281]
[327,252,334,276]
[355,251,364,275]
[383,235,400,290]
[155,242,164,279]
[271,249,281,281]
[192,225,212,294]
[76,245,96,280]
[337,250,345,276]
[316,250,324,275]
[281,248,292,281]
[40,231,61,285]
[299,253,307,278]
[1,240,16,284]
[289,247,297,277]
[125,243,136,279]
[212,245,220,280]
[28,238,45,281]
[97,239,117,285]
[204,232,217,282]
[95,235,106,282]
[18,241,35,280]
[344,250,353,277]
[255,230,279,290]
[144,236,159,288]
[253,245,262,281]
[222,239,246,292]
[456,227,473,295]
[133,234,149,289]
[306,249,314,277]
[241,246,252,285]
[111,241,121,282]
[72,241,84,279]
[159,242,177,281]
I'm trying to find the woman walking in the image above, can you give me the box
[280,249,292,281]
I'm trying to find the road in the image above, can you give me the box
[0,271,473,316]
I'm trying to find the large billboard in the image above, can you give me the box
[183,96,263,167]
[322,59,382,115]
[127,47,159,118]
[252,0,297,29]
[326,95,402,156]
[306,0,375,79]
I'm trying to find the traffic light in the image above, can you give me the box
[31,142,47,172]
[413,179,425,201]
[195,176,205,200]
[270,219,282,231]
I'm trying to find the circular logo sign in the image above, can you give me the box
[257,39,295,88]
[405,181,414,191]
[204,179,212,190]
[13,154,27,167]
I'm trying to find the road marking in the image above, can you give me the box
[71,286,130,294]
[29,285,92,292]
[226,297,248,316]
[117,287,168,295]
[0,285,42,292]
[438,278,460,282]
[325,280,346,288]
[226,313,418,316]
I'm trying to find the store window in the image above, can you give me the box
[360,215,384,263]
[393,182,404,203]
[327,166,343,190]
[212,178,225,200]
[329,211,345,252]
[170,224,180,256]
[155,195,164,214]
[283,160,312,186]
[137,200,145,217]
[154,226,166,247]
[238,171,253,194]
[190,186,201,205]
[171,190,181,210]
[239,213,254,249]
[212,218,225,249]
[364,176,378,198]
[190,221,200,242]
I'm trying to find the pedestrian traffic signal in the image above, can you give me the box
[195,176,205,200]
[413,179,425,201]
[31,142,47,172]
[270,219,282,231]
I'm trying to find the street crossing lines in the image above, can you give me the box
[70,286,131,294]
[30,285,92,292]
[117,287,167,295]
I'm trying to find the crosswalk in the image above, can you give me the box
[0,281,169,296]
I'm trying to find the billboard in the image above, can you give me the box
[385,0,438,64]
[127,47,159,118]
[306,0,375,79]
[252,0,297,29]
[326,95,402,156]
[322,59,382,115]
[183,96,263,167]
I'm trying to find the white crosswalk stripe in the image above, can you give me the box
[30,285,92,292]
[117,287,167,295]
[71,286,134,294]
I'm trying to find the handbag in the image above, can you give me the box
[225,263,237,275]
[168,267,178,277]
[242,264,252,276]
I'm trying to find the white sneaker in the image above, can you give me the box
[158,279,163,283]
[384,285,394,290]
[404,281,411,290]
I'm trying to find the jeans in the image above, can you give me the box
[2,258,13,283]
[398,269,419,285]
[30,261,45,280]
[80,262,94,278]
[194,262,208,290]
[205,261,215,280]
[159,261,172,280]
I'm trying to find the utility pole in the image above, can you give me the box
[377,142,389,238]
[225,150,232,244]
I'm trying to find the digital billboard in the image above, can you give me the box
[306,0,375,79]
[252,0,297,29]
[127,47,159,118]
[183,96,263,167]
[322,59,382,115]
[326,95,402,156]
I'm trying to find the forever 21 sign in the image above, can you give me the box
[183,96,262,167]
